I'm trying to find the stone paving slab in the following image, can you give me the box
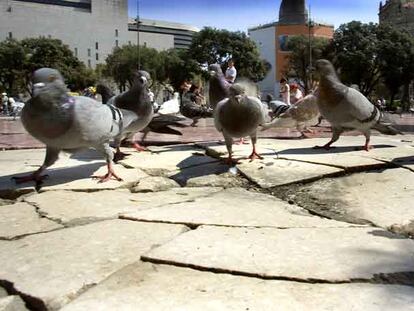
[122,188,355,228]
[0,202,63,239]
[291,168,414,230]
[24,188,224,226]
[237,158,343,188]
[186,173,246,188]
[168,161,230,186]
[0,295,29,311]
[0,220,188,310]
[196,141,277,160]
[61,262,414,311]
[119,145,219,172]
[143,226,414,282]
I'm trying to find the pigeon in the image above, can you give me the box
[208,64,231,109]
[140,114,187,143]
[13,68,138,188]
[215,83,267,164]
[315,59,401,151]
[105,70,154,160]
[158,92,180,115]
[96,83,187,144]
[180,92,213,126]
[261,94,320,137]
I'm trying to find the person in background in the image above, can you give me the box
[1,93,9,115]
[225,59,237,83]
[279,78,290,105]
[290,83,304,105]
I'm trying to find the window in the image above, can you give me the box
[115,29,118,37]
[96,53,99,61]
[87,48,91,57]
[95,42,99,50]
[88,60,91,68]
[8,32,12,39]
[115,40,119,47]
[74,48,78,57]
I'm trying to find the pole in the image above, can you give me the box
[137,0,141,70]
[308,4,312,91]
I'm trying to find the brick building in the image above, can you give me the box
[379,0,414,35]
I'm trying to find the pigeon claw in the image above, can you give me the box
[248,152,263,161]
[92,172,123,183]
[132,142,148,152]
[225,156,240,166]
[235,138,249,145]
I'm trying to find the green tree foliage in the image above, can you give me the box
[0,39,26,94]
[188,27,270,82]
[0,37,95,94]
[376,24,414,110]
[324,21,380,96]
[285,35,330,93]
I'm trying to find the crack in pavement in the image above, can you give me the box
[140,256,414,287]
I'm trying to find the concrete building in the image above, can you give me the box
[379,0,414,35]
[0,0,199,68]
[249,0,333,97]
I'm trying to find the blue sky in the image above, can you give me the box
[127,0,379,31]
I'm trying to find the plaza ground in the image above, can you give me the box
[0,115,414,310]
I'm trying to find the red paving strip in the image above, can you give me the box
[1,114,413,151]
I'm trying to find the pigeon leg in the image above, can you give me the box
[363,131,373,151]
[132,141,148,152]
[113,147,130,162]
[190,118,199,127]
[248,134,263,161]
[93,144,123,182]
[93,162,123,183]
[223,132,239,165]
[314,127,342,150]
[235,137,249,145]
[12,147,60,190]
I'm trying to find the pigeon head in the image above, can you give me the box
[315,59,337,78]
[209,64,223,76]
[131,70,151,87]
[32,68,66,96]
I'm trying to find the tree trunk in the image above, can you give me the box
[401,82,410,112]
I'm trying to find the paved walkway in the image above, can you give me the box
[0,131,414,310]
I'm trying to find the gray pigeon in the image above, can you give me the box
[208,64,231,109]
[180,92,213,126]
[13,68,138,188]
[261,94,320,137]
[96,83,186,145]
[106,70,154,160]
[215,83,267,164]
[315,59,401,151]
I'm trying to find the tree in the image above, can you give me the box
[285,35,330,93]
[20,37,90,93]
[188,27,269,82]
[324,21,380,96]
[376,24,414,110]
[0,39,26,94]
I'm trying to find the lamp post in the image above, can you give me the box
[308,4,313,91]
[137,0,141,70]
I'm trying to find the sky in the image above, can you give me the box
[127,0,379,32]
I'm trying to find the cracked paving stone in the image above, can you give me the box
[0,220,188,310]
[186,173,247,188]
[61,262,414,311]
[0,295,29,311]
[142,226,414,283]
[292,168,414,230]
[118,145,218,172]
[168,162,230,186]
[131,176,179,193]
[236,158,343,188]
[25,188,224,227]
[0,202,63,239]
[122,188,355,228]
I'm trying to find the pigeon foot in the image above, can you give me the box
[225,156,240,166]
[92,164,123,183]
[235,138,249,145]
[113,151,130,163]
[248,151,263,161]
[132,142,148,152]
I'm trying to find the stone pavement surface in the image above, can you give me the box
[0,134,414,310]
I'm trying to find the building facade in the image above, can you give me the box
[379,0,414,35]
[249,0,333,97]
[0,0,199,68]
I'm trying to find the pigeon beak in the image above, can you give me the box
[140,76,147,84]
[209,70,216,76]
[235,95,243,103]
[34,82,46,88]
